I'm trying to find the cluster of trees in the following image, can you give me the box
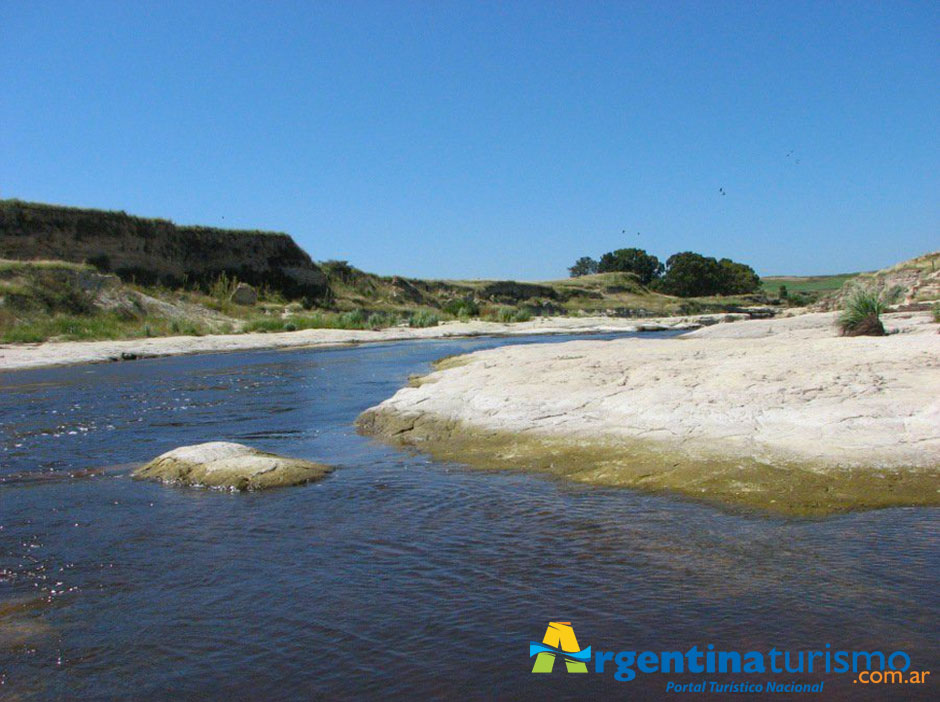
[569,248,761,297]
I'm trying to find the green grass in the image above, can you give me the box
[0,313,213,343]
[242,309,414,333]
[241,317,290,333]
[761,273,859,295]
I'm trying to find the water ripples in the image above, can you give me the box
[0,335,936,700]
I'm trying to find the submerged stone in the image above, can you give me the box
[133,441,331,490]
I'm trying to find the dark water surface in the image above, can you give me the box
[1,334,936,701]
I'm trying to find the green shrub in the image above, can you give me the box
[339,309,366,327]
[366,312,402,329]
[495,306,515,323]
[787,291,816,307]
[443,298,480,317]
[3,273,96,316]
[485,306,532,323]
[932,302,940,323]
[838,287,887,336]
[409,310,440,328]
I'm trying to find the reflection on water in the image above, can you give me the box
[0,334,937,700]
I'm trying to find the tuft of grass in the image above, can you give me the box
[932,302,940,323]
[838,287,886,336]
[367,311,400,329]
[484,306,532,323]
[206,272,239,314]
[408,310,440,328]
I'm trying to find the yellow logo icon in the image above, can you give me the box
[529,622,591,673]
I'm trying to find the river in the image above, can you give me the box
[1,333,936,700]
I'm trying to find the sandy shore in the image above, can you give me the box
[357,312,940,514]
[0,313,744,372]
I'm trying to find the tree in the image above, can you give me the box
[596,248,664,284]
[657,252,723,296]
[568,256,599,277]
[717,258,761,294]
[657,252,761,297]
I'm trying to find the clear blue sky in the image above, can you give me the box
[2,1,937,279]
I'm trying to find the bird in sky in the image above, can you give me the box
[719,187,726,196]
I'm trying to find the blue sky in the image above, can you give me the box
[2,1,937,279]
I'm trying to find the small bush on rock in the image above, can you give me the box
[838,288,886,336]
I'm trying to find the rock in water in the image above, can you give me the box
[133,442,331,490]
[230,282,258,306]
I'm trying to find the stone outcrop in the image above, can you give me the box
[133,442,332,490]
[230,282,258,305]
[357,311,940,514]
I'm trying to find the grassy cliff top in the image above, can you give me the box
[0,199,290,238]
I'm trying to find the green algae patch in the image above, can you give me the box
[409,353,473,387]
[356,408,940,516]
[431,354,472,372]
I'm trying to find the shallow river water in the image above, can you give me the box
[1,333,936,700]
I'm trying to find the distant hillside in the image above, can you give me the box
[818,251,940,310]
[0,200,329,301]
[0,199,777,344]
[317,261,748,317]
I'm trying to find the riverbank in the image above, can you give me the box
[0,312,746,371]
[357,311,940,514]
